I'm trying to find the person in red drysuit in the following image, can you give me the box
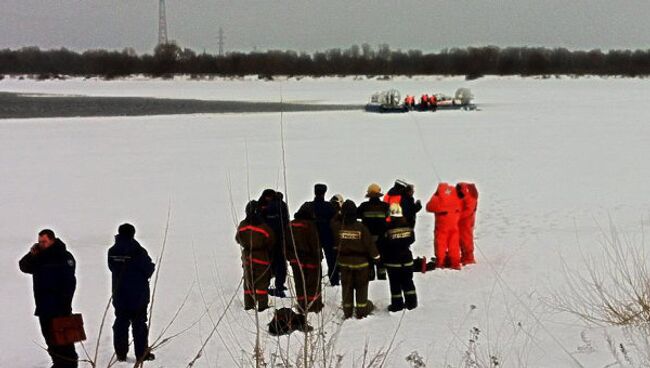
[420,94,430,110]
[429,94,438,112]
[404,95,415,109]
[456,182,478,265]
[425,183,462,270]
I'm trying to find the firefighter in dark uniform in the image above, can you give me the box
[357,183,390,279]
[334,200,381,319]
[236,200,275,311]
[258,189,290,297]
[382,204,418,312]
[19,229,78,368]
[285,203,323,313]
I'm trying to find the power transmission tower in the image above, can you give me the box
[158,0,168,46]
[218,27,224,56]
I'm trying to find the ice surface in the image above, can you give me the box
[1,76,649,367]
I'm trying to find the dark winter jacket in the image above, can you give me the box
[304,197,336,247]
[19,239,76,317]
[285,219,321,266]
[259,197,290,243]
[381,217,415,265]
[400,195,422,228]
[357,198,390,237]
[108,235,155,310]
[236,219,275,265]
[332,221,380,267]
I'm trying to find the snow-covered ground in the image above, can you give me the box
[1,76,649,367]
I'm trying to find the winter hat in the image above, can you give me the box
[389,203,403,217]
[118,223,136,239]
[314,183,328,196]
[366,183,383,198]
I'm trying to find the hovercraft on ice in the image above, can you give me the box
[367,88,477,113]
[365,89,408,113]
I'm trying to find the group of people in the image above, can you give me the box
[17,180,478,367]
[236,180,479,320]
[19,225,156,368]
[404,94,439,111]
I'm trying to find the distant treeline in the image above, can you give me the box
[1,44,650,79]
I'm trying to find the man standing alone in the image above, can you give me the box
[108,223,156,362]
[19,229,78,368]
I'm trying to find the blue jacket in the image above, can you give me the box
[108,235,155,310]
[19,239,76,317]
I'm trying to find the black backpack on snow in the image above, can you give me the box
[268,308,313,336]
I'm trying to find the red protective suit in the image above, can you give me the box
[426,183,462,269]
[420,94,430,107]
[456,182,478,265]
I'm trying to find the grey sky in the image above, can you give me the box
[1,1,649,53]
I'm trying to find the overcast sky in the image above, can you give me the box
[1,1,649,54]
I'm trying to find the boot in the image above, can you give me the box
[268,288,287,298]
[388,297,404,312]
[405,293,418,310]
[137,352,155,362]
[343,308,353,319]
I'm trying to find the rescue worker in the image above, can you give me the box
[285,203,323,313]
[303,184,338,286]
[107,223,156,362]
[19,229,78,368]
[358,183,390,279]
[258,189,290,297]
[404,95,415,109]
[456,182,479,265]
[334,200,381,319]
[382,204,418,311]
[419,94,430,111]
[401,184,422,229]
[236,200,275,311]
[426,183,463,270]
[429,94,438,112]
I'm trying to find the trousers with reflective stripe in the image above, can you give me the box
[387,265,417,309]
[290,263,323,313]
[340,265,371,318]
[242,261,271,310]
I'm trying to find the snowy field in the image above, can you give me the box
[1,76,650,367]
